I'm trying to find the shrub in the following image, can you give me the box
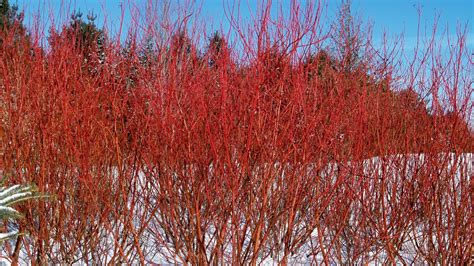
[0,0,472,264]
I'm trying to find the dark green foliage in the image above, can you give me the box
[139,38,156,66]
[206,31,229,68]
[331,0,364,73]
[0,183,47,243]
[48,10,106,70]
[0,0,22,30]
[0,0,28,45]
[170,30,194,62]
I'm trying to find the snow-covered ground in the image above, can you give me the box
[1,153,472,264]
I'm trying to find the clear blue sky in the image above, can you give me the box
[13,0,474,51]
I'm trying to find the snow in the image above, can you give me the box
[0,231,18,241]
[1,153,472,264]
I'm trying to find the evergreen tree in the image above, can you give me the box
[139,36,157,67]
[0,0,28,45]
[206,31,230,68]
[0,0,22,30]
[331,0,364,73]
[48,10,106,71]
[0,183,46,243]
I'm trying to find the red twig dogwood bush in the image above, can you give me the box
[0,0,472,264]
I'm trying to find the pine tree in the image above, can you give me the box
[0,0,28,45]
[206,31,229,68]
[0,183,46,243]
[48,10,106,71]
[331,0,364,73]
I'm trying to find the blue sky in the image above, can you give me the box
[13,0,473,51]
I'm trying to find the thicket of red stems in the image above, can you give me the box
[0,1,473,264]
